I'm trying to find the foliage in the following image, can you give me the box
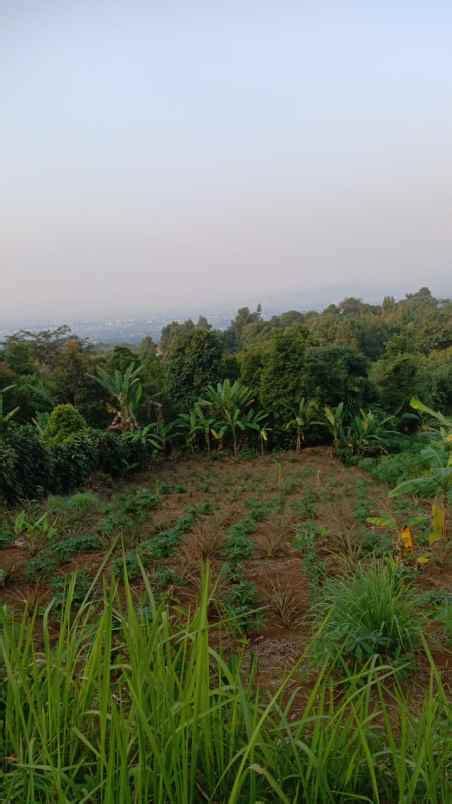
[94,363,143,431]
[324,402,347,453]
[0,384,20,433]
[200,379,258,456]
[284,397,321,452]
[302,345,372,411]
[312,561,422,668]
[259,329,307,441]
[223,575,263,633]
[0,572,451,802]
[0,425,158,503]
[44,403,88,445]
[165,328,225,414]
[294,521,327,599]
[346,409,398,457]
[390,400,452,543]
[0,425,53,503]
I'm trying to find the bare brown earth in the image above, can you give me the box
[1,447,451,695]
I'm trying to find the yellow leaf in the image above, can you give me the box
[417,554,430,566]
[400,527,414,551]
[430,503,445,544]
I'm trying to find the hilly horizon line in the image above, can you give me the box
[2,283,451,331]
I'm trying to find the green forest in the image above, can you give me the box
[2,286,452,482]
[0,286,451,802]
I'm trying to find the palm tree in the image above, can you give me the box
[284,398,320,453]
[93,364,143,432]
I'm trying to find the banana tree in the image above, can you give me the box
[347,409,398,457]
[390,398,452,544]
[93,364,143,431]
[284,398,320,453]
[178,403,216,453]
[242,409,271,455]
[324,402,346,454]
[201,380,255,457]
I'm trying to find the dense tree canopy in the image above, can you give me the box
[1,287,452,449]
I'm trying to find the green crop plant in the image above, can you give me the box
[53,533,100,562]
[14,510,58,554]
[353,478,373,524]
[223,573,263,633]
[294,522,326,601]
[113,550,143,580]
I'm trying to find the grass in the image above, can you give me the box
[0,567,451,803]
[311,560,423,669]
[1,447,451,800]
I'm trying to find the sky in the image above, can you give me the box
[1,1,452,322]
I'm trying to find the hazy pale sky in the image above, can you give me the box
[2,1,452,321]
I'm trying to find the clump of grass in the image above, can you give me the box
[0,567,451,802]
[47,491,102,514]
[265,579,304,628]
[312,560,423,668]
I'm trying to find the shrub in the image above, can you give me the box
[0,425,52,503]
[45,404,88,445]
[50,433,99,494]
[0,425,156,504]
[312,561,422,668]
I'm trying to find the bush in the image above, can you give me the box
[50,433,99,494]
[0,425,156,504]
[0,425,53,503]
[312,561,422,668]
[95,430,153,476]
[45,404,88,444]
